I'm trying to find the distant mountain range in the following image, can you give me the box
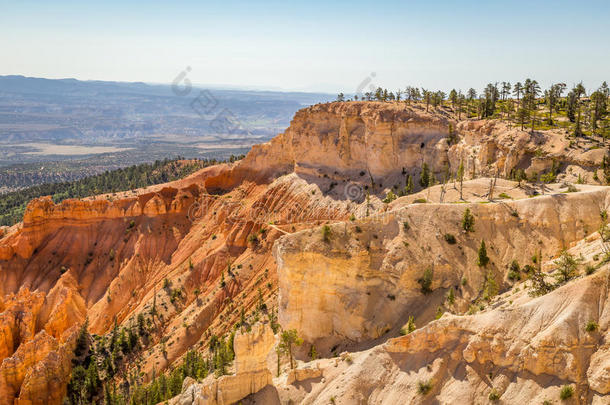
[0,75,334,143]
[0,75,334,188]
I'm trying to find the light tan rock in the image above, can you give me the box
[170,323,275,405]
[274,187,610,351]
[286,366,322,385]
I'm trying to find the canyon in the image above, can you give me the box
[0,101,609,404]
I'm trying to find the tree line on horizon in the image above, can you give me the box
[336,80,609,138]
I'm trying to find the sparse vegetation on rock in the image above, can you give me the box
[462,208,475,232]
[418,268,433,294]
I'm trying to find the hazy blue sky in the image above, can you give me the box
[1,0,608,93]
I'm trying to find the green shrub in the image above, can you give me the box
[488,389,500,401]
[585,320,599,332]
[462,208,475,232]
[586,265,596,275]
[483,270,498,300]
[413,198,427,204]
[403,221,410,231]
[322,225,331,242]
[498,193,511,199]
[383,190,397,203]
[418,268,433,294]
[444,233,456,244]
[402,316,416,334]
[477,240,490,267]
[170,288,183,304]
[554,250,578,284]
[417,380,432,395]
[559,385,574,400]
[446,287,455,305]
[309,345,318,360]
[419,163,431,188]
[508,270,521,281]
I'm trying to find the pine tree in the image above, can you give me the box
[419,163,430,188]
[554,250,578,284]
[462,208,475,232]
[404,174,414,195]
[446,287,455,305]
[477,240,490,267]
[483,270,498,300]
[517,107,530,131]
[566,90,578,122]
[406,316,416,333]
[530,249,552,296]
[449,89,458,109]
[513,82,523,103]
[457,160,465,200]
[309,345,318,360]
[279,329,303,369]
[74,318,90,359]
[591,90,608,131]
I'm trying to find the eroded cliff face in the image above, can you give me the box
[252,250,610,404]
[0,101,608,404]
[274,186,610,352]
[238,102,607,194]
[0,156,350,403]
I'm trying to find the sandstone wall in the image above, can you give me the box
[170,323,275,405]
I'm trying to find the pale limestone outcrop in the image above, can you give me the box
[248,262,610,404]
[234,102,607,195]
[286,366,322,385]
[170,323,275,405]
[274,187,610,351]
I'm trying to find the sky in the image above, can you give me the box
[1,0,609,94]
